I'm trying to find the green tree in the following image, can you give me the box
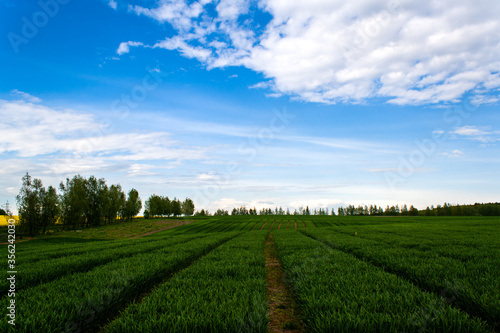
[145,194,158,218]
[16,173,44,236]
[182,198,195,216]
[401,204,408,216]
[85,176,107,227]
[409,205,419,216]
[104,184,125,224]
[122,188,142,221]
[40,185,60,234]
[59,175,88,230]
[145,194,170,218]
[162,196,172,217]
[171,198,182,217]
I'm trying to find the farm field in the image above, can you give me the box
[2,216,499,332]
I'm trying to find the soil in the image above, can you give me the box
[0,237,37,245]
[265,233,306,333]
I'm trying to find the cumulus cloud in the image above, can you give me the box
[116,41,144,55]
[108,0,117,10]
[121,0,500,105]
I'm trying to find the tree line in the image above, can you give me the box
[16,173,142,235]
[143,194,195,218]
[422,202,500,216]
[199,202,500,217]
[212,206,332,216]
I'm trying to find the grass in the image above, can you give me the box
[274,229,492,332]
[1,232,239,332]
[4,215,498,332]
[0,217,202,244]
[103,231,268,333]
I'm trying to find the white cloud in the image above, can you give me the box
[451,126,500,143]
[0,99,208,177]
[10,89,41,103]
[124,0,500,105]
[453,126,489,137]
[212,198,245,210]
[216,0,250,20]
[441,149,464,158]
[197,173,218,181]
[108,0,117,10]
[153,37,212,61]
[116,41,144,55]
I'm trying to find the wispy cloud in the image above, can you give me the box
[10,89,41,103]
[451,126,500,143]
[0,99,209,177]
[440,149,465,158]
[116,41,144,55]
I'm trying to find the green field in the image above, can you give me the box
[2,216,499,332]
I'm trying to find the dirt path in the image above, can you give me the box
[130,220,193,239]
[287,221,289,229]
[265,233,306,333]
[295,221,297,230]
[278,220,282,230]
[260,221,268,231]
[269,221,275,231]
[0,237,37,245]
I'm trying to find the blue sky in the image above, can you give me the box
[1,0,499,214]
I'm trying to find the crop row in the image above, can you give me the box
[1,233,206,295]
[273,230,492,332]
[12,239,136,266]
[302,228,500,329]
[331,226,499,263]
[1,232,240,332]
[333,221,499,247]
[104,231,269,332]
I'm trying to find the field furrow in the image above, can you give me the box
[302,229,500,329]
[103,231,268,332]
[274,230,492,332]
[1,232,240,333]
